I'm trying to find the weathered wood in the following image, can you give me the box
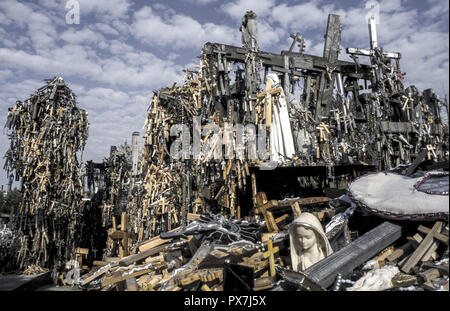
[420,269,440,282]
[291,202,302,217]
[387,241,413,262]
[421,241,439,262]
[102,266,155,287]
[275,214,289,224]
[119,212,129,258]
[144,254,165,265]
[253,276,273,290]
[315,14,342,120]
[401,222,443,273]
[422,263,449,276]
[417,225,448,244]
[304,221,402,289]
[251,173,258,209]
[75,248,89,255]
[180,272,200,286]
[81,262,120,286]
[187,213,202,221]
[126,277,139,291]
[406,149,428,176]
[263,239,279,277]
[119,244,168,267]
[109,231,128,239]
[277,196,331,207]
[137,228,179,252]
[261,232,277,243]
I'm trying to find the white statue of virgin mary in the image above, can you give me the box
[288,212,333,271]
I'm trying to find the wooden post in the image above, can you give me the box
[291,202,302,217]
[251,173,257,209]
[315,14,342,121]
[119,212,129,258]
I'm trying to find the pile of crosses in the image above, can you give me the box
[125,11,448,246]
[3,77,89,280]
[79,195,448,291]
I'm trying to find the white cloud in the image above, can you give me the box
[271,2,333,31]
[77,0,131,20]
[221,0,276,20]
[0,11,12,25]
[0,43,184,90]
[95,23,120,36]
[60,27,105,44]
[424,0,449,18]
[182,0,218,5]
[131,6,240,49]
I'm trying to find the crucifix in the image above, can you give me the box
[288,32,305,54]
[346,17,402,95]
[263,238,280,278]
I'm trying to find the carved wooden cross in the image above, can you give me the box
[108,212,129,258]
[347,17,401,59]
[263,238,280,278]
[254,192,279,232]
[426,144,437,160]
[257,79,282,129]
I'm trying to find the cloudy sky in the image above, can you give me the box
[0,0,448,188]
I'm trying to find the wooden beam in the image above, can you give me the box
[81,262,119,286]
[291,202,302,217]
[102,267,155,287]
[137,228,180,252]
[126,277,139,291]
[419,269,440,282]
[119,244,168,267]
[387,241,413,262]
[401,222,443,273]
[119,212,129,258]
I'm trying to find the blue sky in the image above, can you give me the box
[0,0,448,188]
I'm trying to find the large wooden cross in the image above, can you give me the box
[314,14,342,122]
[347,17,401,60]
[256,79,282,128]
[401,221,445,273]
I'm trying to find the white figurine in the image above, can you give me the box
[347,265,400,291]
[288,212,333,271]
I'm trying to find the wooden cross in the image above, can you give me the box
[315,14,342,121]
[254,192,279,232]
[426,144,437,160]
[347,17,401,59]
[108,212,129,258]
[74,247,89,268]
[288,32,305,53]
[257,79,283,128]
[263,239,279,278]
[401,221,444,273]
